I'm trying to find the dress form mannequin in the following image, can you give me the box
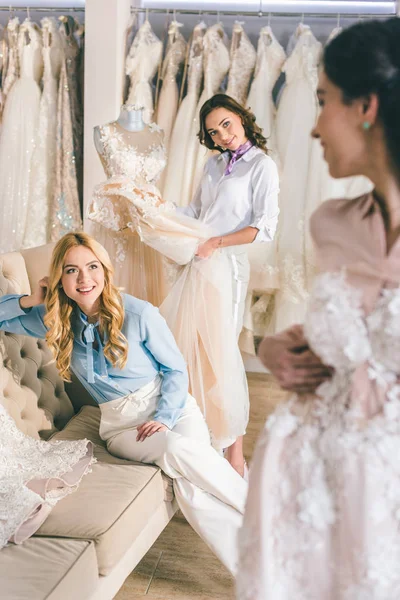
[90,104,167,306]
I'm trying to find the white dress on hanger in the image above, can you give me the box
[272,25,322,332]
[156,20,186,151]
[240,27,286,352]
[226,22,256,105]
[88,124,249,450]
[1,17,19,103]
[23,18,63,249]
[163,21,206,207]
[184,23,230,201]
[0,19,43,254]
[125,20,163,124]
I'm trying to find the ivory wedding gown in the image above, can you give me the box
[88,124,249,450]
[226,22,256,105]
[125,20,162,124]
[184,23,230,201]
[163,21,206,208]
[156,20,186,152]
[238,194,400,600]
[23,18,63,249]
[1,17,19,105]
[89,122,167,307]
[240,27,286,352]
[0,19,43,254]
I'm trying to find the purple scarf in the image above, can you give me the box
[224,140,253,176]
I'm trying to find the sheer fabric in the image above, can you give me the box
[163,22,206,208]
[238,194,400,600]
[88,128,249,447]
[0,400,94,549]
[0,19,42,254]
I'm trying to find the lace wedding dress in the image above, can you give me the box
[240,27,286,352]
[125,20,162,124]
[0,400,94,549]
[1,17,19,106]
[88,124,249,450]
[23,18,63,249]
[163,21,206,208]
[272,25,322,332]
[156,20,186,152]
[184,23,230,201]
[0,19,42,254]
[238,194,400,600]
[226,22,256,105]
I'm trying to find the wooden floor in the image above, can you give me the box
[115,373,288,600]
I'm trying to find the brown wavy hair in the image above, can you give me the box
[198,93,268,154]
[43,232,128,382]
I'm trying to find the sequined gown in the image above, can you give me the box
[226,22,256,105]
[0,19,43,254]
[163,21,206,207]
[23,18,63,249]
[238,193,400,600]
[125,20,162,124]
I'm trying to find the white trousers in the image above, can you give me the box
[100,377,248,575]
[226,247,250,340]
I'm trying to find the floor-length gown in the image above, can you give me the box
[23,17,63,249]
[0,19,43,254]
[88,122,167,307]
[163,22,206,207]
[125,20,162,125]
[238,193,400,599]
[50,22,82,242]
[226,22,256,105]
[184,23,230,200]
[156,20,186,151]
[272,25,322,332]
[88,125,249,450]
[240,27,286,353]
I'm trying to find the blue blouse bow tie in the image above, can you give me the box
[82,322,108,384]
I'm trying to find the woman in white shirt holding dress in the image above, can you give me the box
[178,93,280,477]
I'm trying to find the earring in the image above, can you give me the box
[362,121,371,131]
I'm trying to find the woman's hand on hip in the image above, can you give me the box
[136,421,169,442]
[195,237,220,259]
[258,324,333,394]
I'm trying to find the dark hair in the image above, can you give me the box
[324,18,400,177]
[198,93,268,153]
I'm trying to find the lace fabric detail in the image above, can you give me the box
[283,25,322,91]
[125,21,163,124]
[187,22,206,97]
[203,23,230,97]
[2,17,19,101]
[97,123,166,184]
[226,22,256,105]
[160,21,186,84]
[0,403,95,549]
[238,271,400,599]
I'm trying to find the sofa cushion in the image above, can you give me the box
[0,537,98,600]
[35,406,171,576]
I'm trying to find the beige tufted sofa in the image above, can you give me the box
[0,243,177,600]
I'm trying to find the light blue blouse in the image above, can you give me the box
[0,293,189,429]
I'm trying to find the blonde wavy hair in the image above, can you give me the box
[44,232,128,382]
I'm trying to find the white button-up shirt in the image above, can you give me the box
[178,146,280,242]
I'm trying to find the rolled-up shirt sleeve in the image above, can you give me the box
[250,157,280,243]
[140,303,189,430]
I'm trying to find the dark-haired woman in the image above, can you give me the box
[178,93,280,477]
[237,17,400,599]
